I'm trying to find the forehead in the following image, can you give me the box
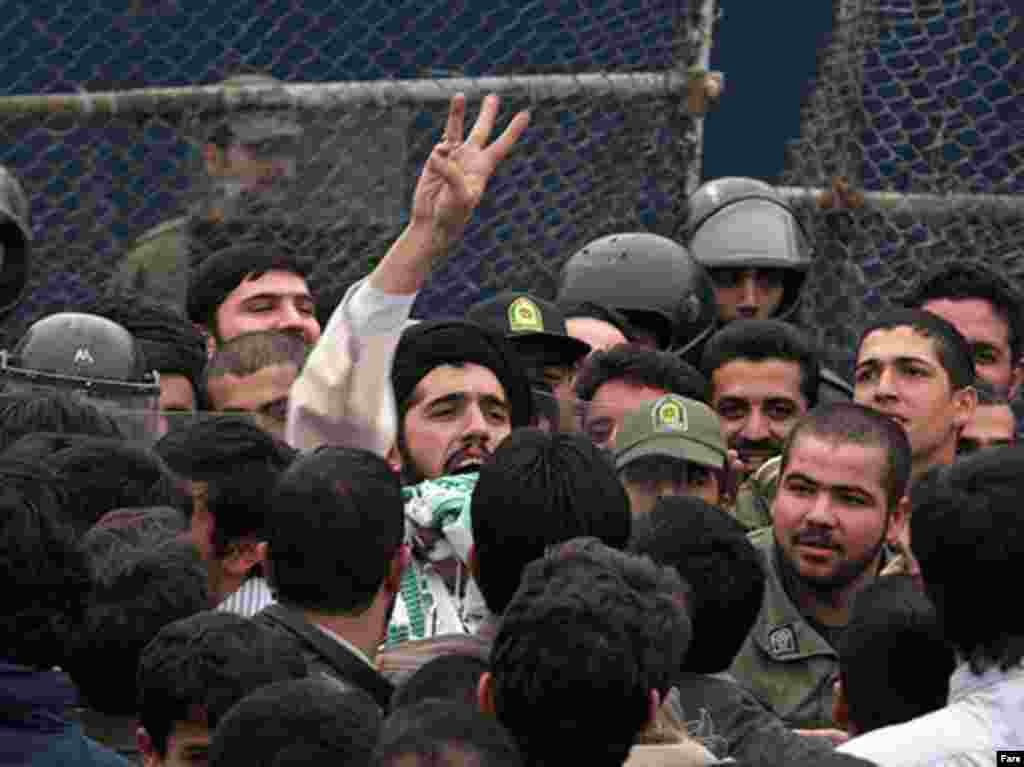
[784,433,888,499]
[711,359,804,402]
[222,270,312,304]
[566,317,627,352]
[410,362,507,405]
[921,297,1009,346]
[590,380,669,414]
[857,325,942,366]
[206,363,299,409]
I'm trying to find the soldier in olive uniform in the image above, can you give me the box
[729,402,911,730]
[111,75,302,311]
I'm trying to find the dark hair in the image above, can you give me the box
[138,611,308,756]
[205,329,308,389]
[781,403,912,508]
[38,437,182,538]
[68,539,210,716]
[84,290,207,396]
[911,445,1024,674]
[187,218,314,331]
[700,319,821,408]
[558,300,635,341]
[391,654,490,711]
[858,308,976,390]
[210,678,381,767]
[471,429,632,614]
[156,415,296,555]
[376,701,522,767]
[629,496,765,673]
[0,458,91,669]
[0,391,122,452]
[268,447,404,613]
[838,575,954,733]
[902,260,1024,362]
[79,506,188,570]
[491,539,691,767]
[575,343,709,403]
[972,377,1010,407]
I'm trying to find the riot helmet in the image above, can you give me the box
[0,313,161,441]
[682,177,811,322]
[557,232,717,355]
[0,166,31,316]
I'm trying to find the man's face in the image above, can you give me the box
[583,380,670,450]
[773,433,902,592]
[958,402,1016,456]
[401,363,511,481]
[710,267,786,322]
[213,270,320,348]
[922,297,1021,397]
[565,317,627,355]
[143,719,210,767]
[711,359,807,473]
[854,327,974,469]
[205,363,299,441]
[619,455,721,516]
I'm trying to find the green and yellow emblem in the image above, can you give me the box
[508,296,544,333]
[651,395,688,432]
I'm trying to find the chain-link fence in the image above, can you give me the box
[0,0,710,347]
[780,0,1023,376]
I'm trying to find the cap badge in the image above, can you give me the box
[73,348,95,366]
[652,397,688,432]
[508,296,544,333]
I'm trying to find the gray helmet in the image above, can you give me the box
[0,166,31,316]
[0,313,161,440]
[682,177,811,321]
[557,233,717,354]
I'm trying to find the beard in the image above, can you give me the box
[775,520,889,598]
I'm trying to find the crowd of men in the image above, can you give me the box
[1,88,1022,767]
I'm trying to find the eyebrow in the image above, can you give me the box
[856,355,936,368]
[425,392,508,409]
[785,471,873,497]
[240,291,313,303]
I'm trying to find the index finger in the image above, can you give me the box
[444,92,466,144]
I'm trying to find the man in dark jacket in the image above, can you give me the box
[255,447,405,711]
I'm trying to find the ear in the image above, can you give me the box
[645,689,662,732]
[885,494,911,548]
[196,323,217,359]
[1010,363,1024,400]
[224,539,266,577]
[384,544,410,595]
[467,544,480,582]
[952,384,978,429]
[477,671,497,716]
[386,443,402,474]
[832,673,853,736]
[137,726,159,767]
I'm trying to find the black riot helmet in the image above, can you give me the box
[681,177,812,321]
[0,166,31,317]
[557,232,717,355]
[0,313,161,441]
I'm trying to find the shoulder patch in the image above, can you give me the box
[767,625,798,658]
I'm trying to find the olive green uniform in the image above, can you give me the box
[110,216,191,311]
[728,526,839,729]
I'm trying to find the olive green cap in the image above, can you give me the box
[614,394,726,471]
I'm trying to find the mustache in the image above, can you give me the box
[732,437,782,454]
[793,527,841,550]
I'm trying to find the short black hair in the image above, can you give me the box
[376,701,522,767]
[0,458,90,669]
[902,260,1024,362]
[858,308,976,390]
[138,611,308,756]
[911,445,1024,675]
[268,447,404,613]
[37,437,182,538]
[84,290,207,397]
[781,402,912,509]
[629,496,765,673]
[69,539,210,716]
[0,390,122,452]
[838,575,954,734]
[205,329,308,388]
[471,429,632,614]
[391,654,490,711]
[156,415,296,555]
[575,343,709,403]
[558,300,635,341]
[700,319,821,408]
[491,539,691,767]
[210,678,381,767]
[972,377,1010,407]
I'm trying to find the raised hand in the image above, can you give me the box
[410,93,530,250]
